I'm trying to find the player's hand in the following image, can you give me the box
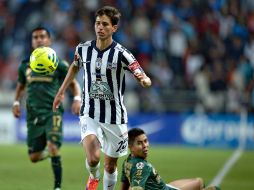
[12,104,21,118]
[53,93,64,112]
[135,73,152,88]
[71,99,81,115]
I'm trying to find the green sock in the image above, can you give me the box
[51,156,62,188]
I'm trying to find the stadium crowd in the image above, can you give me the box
[1,0,254,114]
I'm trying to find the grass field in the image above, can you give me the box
[0,144,253,190]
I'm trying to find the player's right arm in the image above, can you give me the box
[13,61,27,118]
[120,160,130,190]
[53,63,79,111]
[12,82,25,118]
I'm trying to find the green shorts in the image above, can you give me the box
[26,107,63,153]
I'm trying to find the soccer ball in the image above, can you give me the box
[30,46,59,75]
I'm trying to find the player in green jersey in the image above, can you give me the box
[12,26,81,190]
[120,128,221,190]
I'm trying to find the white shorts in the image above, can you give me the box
[79,116,128,158]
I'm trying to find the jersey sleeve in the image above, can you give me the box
[17,62,26,85]
[121,160,129,183]
[130,161,151,189]
[121,49,144,75]
[73,44,83,68]
[57,59,69,81]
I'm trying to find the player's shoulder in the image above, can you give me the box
[128,156,149,169]
[114,42,130,53]
[77,40,92,48]
[21,57,30,65]
[19,57,30,70]
[58,58,70,67]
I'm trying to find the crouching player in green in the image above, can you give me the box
[120,128,221,190]
[12,27,81,190]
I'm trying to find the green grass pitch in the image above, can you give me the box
[0,144,253,190]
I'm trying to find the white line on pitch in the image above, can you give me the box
[208,148,243,186]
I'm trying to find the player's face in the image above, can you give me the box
[95,15,117,41]
[31,30,51,50]
[130,134,149,159]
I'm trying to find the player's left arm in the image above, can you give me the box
[134,72,152,88]
[53,63,80,112]
[122,50,152,88]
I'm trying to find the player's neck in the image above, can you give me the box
[96,38,113,50]
[131,154,147,160]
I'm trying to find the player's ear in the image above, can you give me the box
[48,38,52,46]
[112,25,118,33]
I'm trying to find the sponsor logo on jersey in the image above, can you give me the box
[136,162,144,169]
[134,179,141,184]
[89,81,114,100]
[106,61,117,70]
[95,57,102,70]
[92,72,106,77]
[26,68,53,83]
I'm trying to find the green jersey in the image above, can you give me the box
[18,57,69,151]
[18,57,69,111]
[121,155,177,190]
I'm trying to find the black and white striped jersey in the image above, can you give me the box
[74,40,144,124]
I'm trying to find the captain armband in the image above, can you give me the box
[128,61,144,75]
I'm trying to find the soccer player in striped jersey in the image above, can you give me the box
[12,27,81,190]
[120,128,221,190]
[53,5,151,190]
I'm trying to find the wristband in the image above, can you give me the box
[73,96,81,101]
[13,101,20,106]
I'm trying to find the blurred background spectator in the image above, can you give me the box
[1,0,254,114]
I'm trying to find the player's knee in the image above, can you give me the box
[47,142,59,156]
[104,163,117,174]
[29,154,40,163]
[87,156,100,167]
[196,177,204,188]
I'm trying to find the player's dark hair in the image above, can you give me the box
[95,6,121,25]
[128,128,145,145]
[31,26,51,38]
